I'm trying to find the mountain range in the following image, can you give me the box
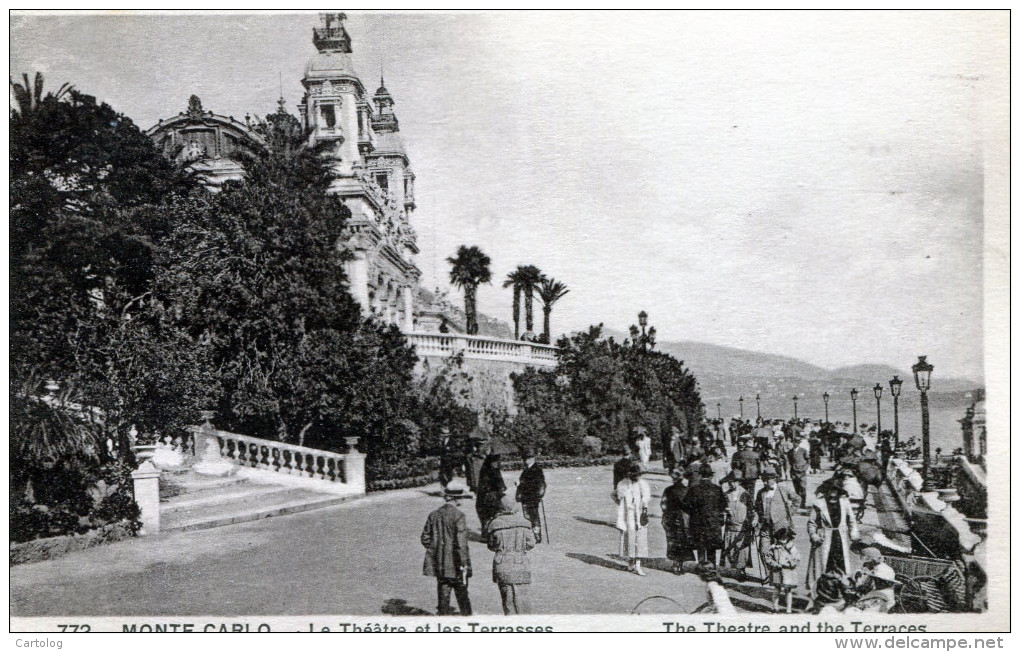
[599,330,981,399]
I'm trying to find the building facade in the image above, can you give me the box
[147,13,420,332]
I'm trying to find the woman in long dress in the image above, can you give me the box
[615,462,651,575]
[805,478,860,603]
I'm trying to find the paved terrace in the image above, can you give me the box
[11,458,900,617]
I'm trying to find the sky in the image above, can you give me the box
[10,11,1006,381]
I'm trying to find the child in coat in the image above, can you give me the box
[764,527,801,613]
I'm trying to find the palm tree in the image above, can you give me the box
[537,277,569,344]
[447,245,492,335]
[516,264,544,337]
[502,267,530,340]
[10,72,72,116]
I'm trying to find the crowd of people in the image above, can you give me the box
[420,417,902,616]
[623,417,900,613]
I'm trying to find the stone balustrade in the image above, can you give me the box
[209,429,365,494]
[405,331,558,368]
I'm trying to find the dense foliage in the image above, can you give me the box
[10,83,204,540]
[507,325,705,456]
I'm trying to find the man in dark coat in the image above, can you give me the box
[789,436,811,509]
[421,480,473,616]
[439,427,464,487]
[731,436,760,495]
[516,450,546,543]
[660,468,691,571]
[465,438,488,492]
[681,464,727,565]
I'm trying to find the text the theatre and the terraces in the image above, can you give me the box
[147,13,553,367]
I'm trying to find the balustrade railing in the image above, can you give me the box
[405,332,558,367]
[213,430,351,485]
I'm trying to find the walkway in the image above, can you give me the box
[11,460,901,616]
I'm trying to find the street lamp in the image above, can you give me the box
[889,375,903,449]
[739,396,744,419]
[792,394,798,420]
[756,393,761,421]
[822,391,830,424]
[638,310,648,352]
[716,402,722,421]
[850,387,859,433]
[873,384,883,438]
[912,356,934,490]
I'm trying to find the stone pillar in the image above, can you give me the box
[343,437,366,495]
[402,286,414,332]
[347,253,370,311]
[131,461,161,535]
[193,421,234,477]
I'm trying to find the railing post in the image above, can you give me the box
[193,413,235,477]
[344,437,366,494]
[131,461,161,535]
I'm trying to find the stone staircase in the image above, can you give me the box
[158,470,359,533]
[137,425,367,535]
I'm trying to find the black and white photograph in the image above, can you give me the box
[9,10,1008,634]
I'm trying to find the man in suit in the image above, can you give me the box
[752,467,798,580]
[421,480,473,615]
[731,435,761,495]
[516,450,546,543]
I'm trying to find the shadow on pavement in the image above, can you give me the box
[566,552,628,572]
[382,598,432,616]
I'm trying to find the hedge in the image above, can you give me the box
[10,520,136,566]
[366,454,618,492]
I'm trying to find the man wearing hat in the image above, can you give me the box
[789,431,811,509]
[731,435,761,496]
[421,480,473,616]
[681,463,726,566]
[752,467,798,580]
[633,425,652,467]
[660,467,691,572]
[516,449,546,543]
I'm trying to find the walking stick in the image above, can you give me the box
[540,499,551,544]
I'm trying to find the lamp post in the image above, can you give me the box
[873,383,883,436]
[637,310,649,352]
[716,402,722,421]
[792,394,798,420]
[739,396,744,419]
[822,392,830,425]
[756,393,761,421]
[850,387,859,433]
[912,356,934,490]
[889,376,903,448]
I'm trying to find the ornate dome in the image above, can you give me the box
[305,51,358,80]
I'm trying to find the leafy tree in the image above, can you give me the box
[509,325,704,456]
[156,117,420,461]
[10,80,205,539]
[447,245,492,335]
[537,276,569,344]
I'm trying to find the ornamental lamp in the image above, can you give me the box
[912,356,933,392]
[873,384,883,400]
[889,375,903,398]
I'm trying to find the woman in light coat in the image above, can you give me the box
[805,479,860,603]
[615,462,651,575]
[485,495,536,614]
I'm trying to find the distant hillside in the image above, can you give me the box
[597,329,980,398]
